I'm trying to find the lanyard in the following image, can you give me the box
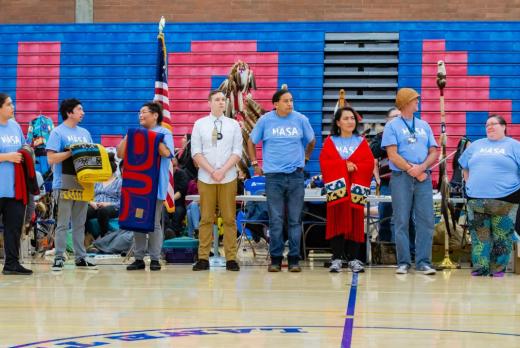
[212,119,223,146]
[400,116,415,136]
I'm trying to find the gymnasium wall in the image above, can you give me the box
[0,21,519,175]
[2,0,520,23]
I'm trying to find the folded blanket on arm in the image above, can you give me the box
[70,143,111,183]
[14,145,40,205]
[60,144,94,202]
[119,128,164,233]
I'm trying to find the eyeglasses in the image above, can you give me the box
[138,110,152,116]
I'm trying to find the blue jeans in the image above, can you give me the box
[265,170,305,265]
[390,171,434,268]
[379,183,416,257]
[186,202,200,238]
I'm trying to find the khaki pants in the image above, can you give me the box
[198,180,237,261]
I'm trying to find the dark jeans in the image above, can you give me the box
[265,170,305,265]
[0,198,25,268]
[86,204,119,237]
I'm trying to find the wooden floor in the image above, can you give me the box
[1,254,520,348]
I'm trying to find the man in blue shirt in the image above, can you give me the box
[381,88,438,275]
[47,98,96,272]
[247,88,315,272]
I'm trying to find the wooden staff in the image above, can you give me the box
[435,60,459,270]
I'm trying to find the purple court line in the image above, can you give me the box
[341,272,359,348]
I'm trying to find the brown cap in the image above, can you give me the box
[395,88,420,110]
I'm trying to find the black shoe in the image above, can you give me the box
[51,257,65,272]
[2,264,33,275]
[75,258,98,270]
[150,260,162,271]
[126,259,145,271]
[192,259,210,271]
[226,260,240,271]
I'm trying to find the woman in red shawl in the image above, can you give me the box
[319,106,374,273]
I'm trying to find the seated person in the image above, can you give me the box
[241,173,268,243]
[164,158,189,239]
[85,153,121,238]
[186,179,200,238]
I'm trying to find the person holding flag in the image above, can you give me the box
[117,17,174,271]
[117,101,174,271]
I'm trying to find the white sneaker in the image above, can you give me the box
[348,259,365,273]
[329,259,343,273]
[395,264,409,274]
[417,265,436,275]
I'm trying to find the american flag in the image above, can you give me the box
[154,17,175,213]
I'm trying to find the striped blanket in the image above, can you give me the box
[119,128,164,232]
[70,143,111,183]
[60,146,94,202]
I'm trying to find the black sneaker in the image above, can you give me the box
[52,257,65,272]
[2,264,33,275]
[75,258,98,270]
[126,259,145,271]
[226,260,240,271]
[192,259,210,271]
[150,260,162,271]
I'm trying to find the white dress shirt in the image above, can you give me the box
[191,114,242,184]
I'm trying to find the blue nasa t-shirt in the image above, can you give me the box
[331,135,363,160]
[0,119,25,198]
[381,116,438,171]
[46,123,93,189]
[250,110,315,174]
[150,125,175,201]
[458,137,520,198]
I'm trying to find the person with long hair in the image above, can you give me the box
[320,106,374,273]
[0,93,33,275]
[459,114,520,276]
[247,88,316,272]
[117,101,174,271]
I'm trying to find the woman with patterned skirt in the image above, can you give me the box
[459,115,520,276]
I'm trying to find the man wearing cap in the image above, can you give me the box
[247,88,315,272]
[381,88,438,275]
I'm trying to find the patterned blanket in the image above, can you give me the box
[70,143,111,183]
[60,145,94,202]
[119,128,164,233]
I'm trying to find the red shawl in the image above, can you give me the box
[319,136,374,242]
[14,146,40,205]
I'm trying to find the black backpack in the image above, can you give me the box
[449,136,471,197]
